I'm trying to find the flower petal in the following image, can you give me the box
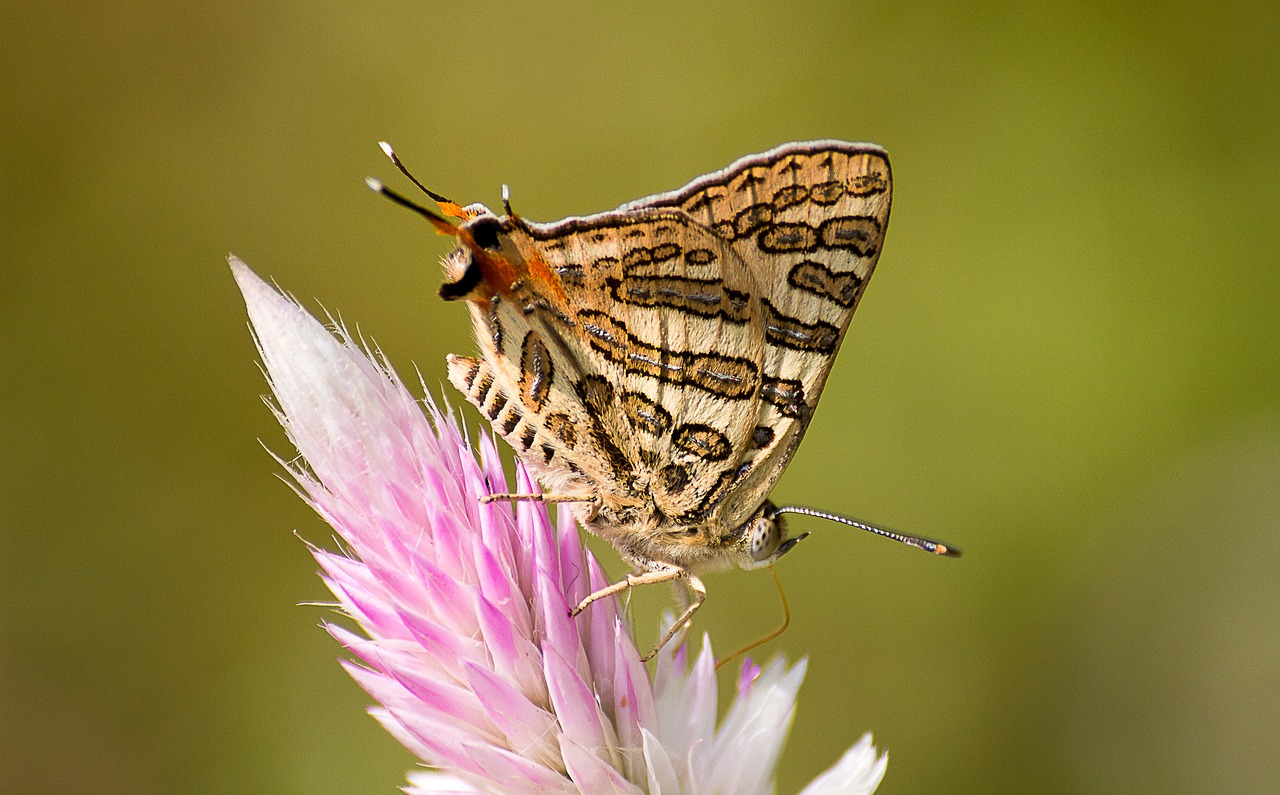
[797,733,888,795]
[542,642,616,767]
[653,636,718,773]
[404,770,482,794]
[461,660,561,770]
[702,658,806,793]
[561,738,646,795]
[641,728,681,795]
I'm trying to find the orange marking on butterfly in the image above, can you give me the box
[471,248,520,297]
[435,198,476,221]
[522,248,568,304]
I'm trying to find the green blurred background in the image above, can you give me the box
[4,2,1279,792]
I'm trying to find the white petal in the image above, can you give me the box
[641,728,682,795]
[653,636,718,771]
[404,770,482,794]
[231,258,423,493]
[701,658,805,793]
[797,733,888,795]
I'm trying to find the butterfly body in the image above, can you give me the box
[403,141,892,650]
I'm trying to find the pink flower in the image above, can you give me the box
[232,257,888,794]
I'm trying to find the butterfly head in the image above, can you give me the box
[367,144,547,304]
[733,502,809,571]
[438,210,515,300]
[434,206,571,308]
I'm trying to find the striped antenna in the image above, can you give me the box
[770,505,961,557]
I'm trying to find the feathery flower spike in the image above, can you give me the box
[232,256,888,794]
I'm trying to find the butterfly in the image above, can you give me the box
[370,141,957,659]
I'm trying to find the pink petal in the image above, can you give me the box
[469,536,530,639]
[560,738,646,795]
[737,658,762,700]
[472,586,548,702]
[611,622,656,785]
[542,643,614,759]
[376,651,497,741]
[461,660,561,769]
[581,554,620,711]
[533,534,590,681]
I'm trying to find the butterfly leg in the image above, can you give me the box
[570,564,687,617]
[480,492,595,505]
[645,574,707,661]
[570,564,707,661]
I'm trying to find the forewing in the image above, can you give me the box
[623,142,892,526]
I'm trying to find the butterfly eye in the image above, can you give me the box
[748,516,780,562]
[468,216,503,251]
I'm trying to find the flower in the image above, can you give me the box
[232,256,889,794]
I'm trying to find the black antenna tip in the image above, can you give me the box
[376,141,457,206]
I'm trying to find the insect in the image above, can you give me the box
[370,141,958,658]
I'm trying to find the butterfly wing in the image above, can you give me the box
[447,207,768,529]
[621,142,892,528]
[445,141,889,545]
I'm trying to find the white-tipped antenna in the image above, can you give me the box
[377,141,458,207]
[500,183,532,231]
[366,178,445,222]
[366,177,459,238]
[770,506,961,557]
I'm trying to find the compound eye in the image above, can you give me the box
[467,216,503,250]
[748,517,780,562]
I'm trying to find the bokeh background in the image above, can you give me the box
[4,2,1279,792]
